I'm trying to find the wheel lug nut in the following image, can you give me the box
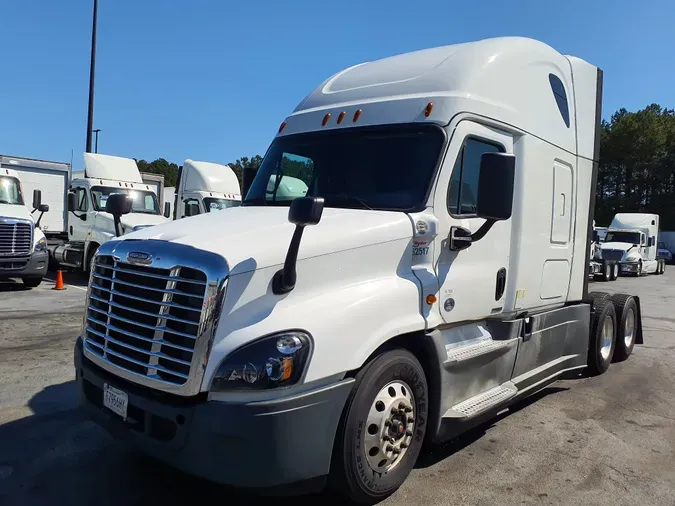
[401,442,408,449]
[408,417,414,423]
[404,407,412,413]
[392,448,401,454]
[386,445,393,452]
[384,420,391,427]
[406,430,413,436]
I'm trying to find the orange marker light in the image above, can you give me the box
[322,113,332,126]
[353,109,363,122]
[278,121,287,133]
[424,102,434,117]
[281,358,293,381]
[426,294,437,305]
[337,111,346,124]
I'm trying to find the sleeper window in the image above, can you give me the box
[447,138,502,216]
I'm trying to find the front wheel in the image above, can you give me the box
[22,277,42,288]
[330,349,428,505]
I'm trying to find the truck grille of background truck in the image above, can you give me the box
[601,249,624,261]
[83,255,208,386]
[0,220,32,257]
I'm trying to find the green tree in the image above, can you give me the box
[597,104,675,228]
[228,155,264,186]
[136,158,180,187]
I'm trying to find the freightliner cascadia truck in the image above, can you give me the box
[73,37,644,504]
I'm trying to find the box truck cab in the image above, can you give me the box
[174,160,242,218]
[52,153,170,270]
[74,37,645,504]
[0,167,50,287]
[598,213,665,276]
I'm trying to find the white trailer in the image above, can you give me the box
[598,212,666,276]
[74,37,645,504]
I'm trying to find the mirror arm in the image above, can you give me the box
[272,226,304,295]
[113,216,123,237]
[470,219,497,242]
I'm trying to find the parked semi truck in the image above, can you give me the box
[173,159,242,219]
[50,152,171,271]
[0,165,50,287]
[589,220,619,281]
[597,213,666,276]
[74,37,645,504]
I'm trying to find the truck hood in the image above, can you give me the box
[122,206,413,274]
[96,211,169,230]
[600,242,636,252]
[0,203,34,223]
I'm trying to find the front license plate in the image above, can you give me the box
[103,383,128,420]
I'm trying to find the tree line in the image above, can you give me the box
[139,104,675,228]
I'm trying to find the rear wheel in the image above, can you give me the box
[587,299,617,376]
[330,349,428,505]
[611,294,637,362]
[612,262,619,280]
[585,291,610,309]
[22,277,42,288]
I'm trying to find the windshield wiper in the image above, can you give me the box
[0,199,11,204]
[323,195,373,210]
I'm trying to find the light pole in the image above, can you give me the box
[93,129,102,153]
[85,0,98,154]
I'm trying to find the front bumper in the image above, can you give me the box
[0,250,48,279]
[74,338,354,490]
[620,261,640,273]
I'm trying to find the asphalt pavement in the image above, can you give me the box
[1,270,674,505]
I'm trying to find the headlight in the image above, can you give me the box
[625,253,639,262]
[593,250,602,259]
[210,331,312,392]
[34,237,47,252]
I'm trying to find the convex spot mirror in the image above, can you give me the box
[105,193,133,217]
[38,204,49,212]
[476,152,516,221]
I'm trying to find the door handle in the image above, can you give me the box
[495,267,506,301]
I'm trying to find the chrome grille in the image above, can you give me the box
[84,254,208,386]
[0,219,32,256]
[601,249,624,261]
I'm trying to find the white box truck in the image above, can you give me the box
[73,37,645,504]
[50,152,171,271]
[0,163,51,287]
[597,213,666,276]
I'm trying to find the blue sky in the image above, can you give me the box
[1,0,673,168]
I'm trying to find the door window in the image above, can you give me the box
[447,138,503,216]
[75,187,88,211]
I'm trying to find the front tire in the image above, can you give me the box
[22,277,42,288]
[330,349,428,505]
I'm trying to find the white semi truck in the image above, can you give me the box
[589,220,619,281]
[50,152,171,271]
[0,165,50,287]
[173,159,242,219]
[74,37,645,504]
[597,212,666,276]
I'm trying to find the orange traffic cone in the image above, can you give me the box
[53,270,66,290]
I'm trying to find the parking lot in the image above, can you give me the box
[1,270,675,506]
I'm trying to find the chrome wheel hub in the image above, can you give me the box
[600,315,615,360]
[364,381,415,473]
[624,308,635,348]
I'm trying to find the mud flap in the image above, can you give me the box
[633,295,644,344]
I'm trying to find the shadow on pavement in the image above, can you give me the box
[0,280,31,292]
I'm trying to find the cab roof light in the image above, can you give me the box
[278,121,287,133]
[353,109,362,123]
[322,113,332,126]
[424,102,434,117]
[337,111,346,124]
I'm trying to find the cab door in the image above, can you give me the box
[69,186,91,243]
[433,121,515,323]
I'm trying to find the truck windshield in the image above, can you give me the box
[0,177,24,205]
[605,231,641,244]
[203,197,241,212]
[91,186,160,214]
[244,124,446,211]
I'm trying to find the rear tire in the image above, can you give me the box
[585,291,610,310]
[587,299,617,376]
[329,349,428,505]
[22,277,42,288]
[610,262,619,281]
[611,294,637,362]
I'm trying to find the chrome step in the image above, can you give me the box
[448,383,518,418]
[444,338,511,364]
